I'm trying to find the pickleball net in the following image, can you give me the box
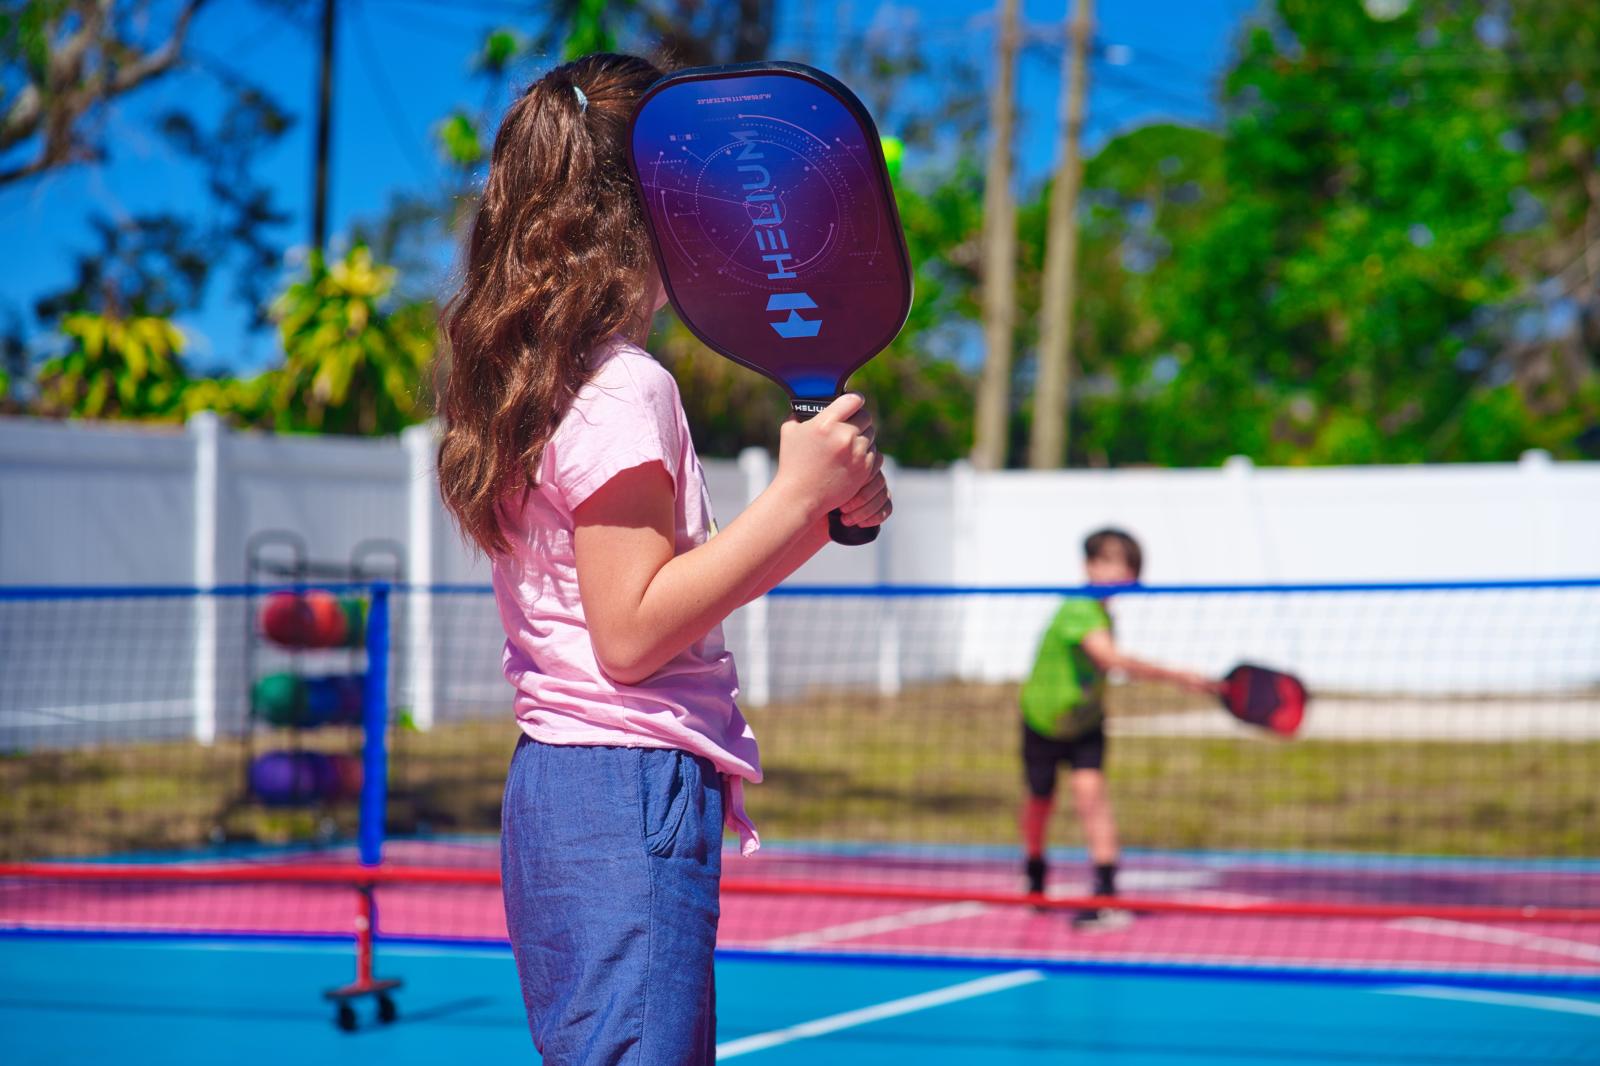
[3,579,1598,985]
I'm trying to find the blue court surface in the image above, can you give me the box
[3,936,1598,1064]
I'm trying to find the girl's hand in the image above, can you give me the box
[838,468,892,528]
[774,393,879,515]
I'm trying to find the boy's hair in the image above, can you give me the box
[1083,528,1142,578]
[437,53,665,555]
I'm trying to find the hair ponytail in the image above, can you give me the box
[437,53,664,555]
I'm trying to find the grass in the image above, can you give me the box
[3,681,1596,862]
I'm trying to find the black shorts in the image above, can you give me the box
[1022,722,1107,797]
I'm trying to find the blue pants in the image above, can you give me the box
[501,737,723,1064]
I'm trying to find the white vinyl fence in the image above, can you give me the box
[2,415,1598,748]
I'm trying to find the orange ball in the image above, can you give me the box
[304,591,349,648]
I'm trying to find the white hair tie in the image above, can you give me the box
[573,86,588,112]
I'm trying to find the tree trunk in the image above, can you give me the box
[1030,0,1094,469]
[972,0,1021,471]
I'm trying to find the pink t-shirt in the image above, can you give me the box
[490,337,761,854]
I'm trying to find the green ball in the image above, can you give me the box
[880,135,904,184]
[252,672,307,726]
[339,597,367,649]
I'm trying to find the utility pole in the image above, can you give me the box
[311,0,337,255]
[1030,0,1094,469]
[972,0,1021,471]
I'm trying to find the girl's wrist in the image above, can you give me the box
[765,470,828,524]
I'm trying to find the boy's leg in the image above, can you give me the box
[1068,768,1120,876]
[1019,725,1062,897]
[1067,731,1131,932]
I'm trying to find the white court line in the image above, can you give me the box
[1389,917,1600,964]
[762,901,990,948]
[761,871,1229,950]
[715,969,1045,1059]
[1380,985,1600,1018]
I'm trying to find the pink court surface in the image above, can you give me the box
[5,840,1600,1065]
[4,839,1598,985]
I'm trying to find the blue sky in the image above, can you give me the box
[0,0,1258,373]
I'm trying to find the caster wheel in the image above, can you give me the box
[377,993,398,1024]
[335,1002,358,1032]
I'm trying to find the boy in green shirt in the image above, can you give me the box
[1020,529,1215,932]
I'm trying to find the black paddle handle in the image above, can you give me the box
[792,400,879,547]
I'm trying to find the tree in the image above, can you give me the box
[1063,0,1599,465]
[266,246,434,435]
[1030,0,1095,469]
[1016,123,1227,467]
[5,0,294,406]
[0,0,210,184]
[971,0,1021,471]
[34,312,187,419]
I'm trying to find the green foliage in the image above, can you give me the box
[266,247,436,435]
[179,373,275,428]
[11,0,1596,467]
[0,1,63,85]
[1016,0,1599,467]
[433,110,484,169]
[35,313,187,420]
[562,0,617,60]
[476,28,524,74]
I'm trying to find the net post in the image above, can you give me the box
[355,885,375,984]
[738,447,773,706]
[359,582,391,868]
[402,423,438,731]
[876,456,902,697]
[950,460,985,680]
[188,411,223,745]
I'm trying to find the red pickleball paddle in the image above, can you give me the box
[1220,663,1308,737]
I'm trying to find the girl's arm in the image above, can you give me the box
[740,517,829,604]
[740,463,895,604]
[576,395,878,685]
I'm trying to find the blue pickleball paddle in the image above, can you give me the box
[627,61,913,546]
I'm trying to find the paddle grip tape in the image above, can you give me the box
[791,399,879,547]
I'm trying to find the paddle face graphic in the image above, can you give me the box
[627,62,912,408]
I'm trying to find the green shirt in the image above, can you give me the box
[1020,597,1112,739]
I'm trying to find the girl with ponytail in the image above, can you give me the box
[435,53,891,1063]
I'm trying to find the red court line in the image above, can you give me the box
[6,867,1598,976]
[4,862,1598,924]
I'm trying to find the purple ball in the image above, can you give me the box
[249,751,339,806]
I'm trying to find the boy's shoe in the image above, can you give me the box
[1071,907,1133,934]
[1024,857,1047,895]
[1024,857,1049,913]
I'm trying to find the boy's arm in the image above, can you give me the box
[1081,629,1219,695]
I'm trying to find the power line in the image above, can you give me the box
[382,0,542,15]
[1093,67,1214,114]
[353,0,437,185]
[364,1,498,42]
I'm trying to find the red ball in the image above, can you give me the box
[259,593,316,648]
[327,754,363,800]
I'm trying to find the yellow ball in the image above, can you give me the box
[880,135,904,183]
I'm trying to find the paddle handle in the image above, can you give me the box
[792,400,880,547]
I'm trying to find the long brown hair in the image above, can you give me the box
[436,53,664,555]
